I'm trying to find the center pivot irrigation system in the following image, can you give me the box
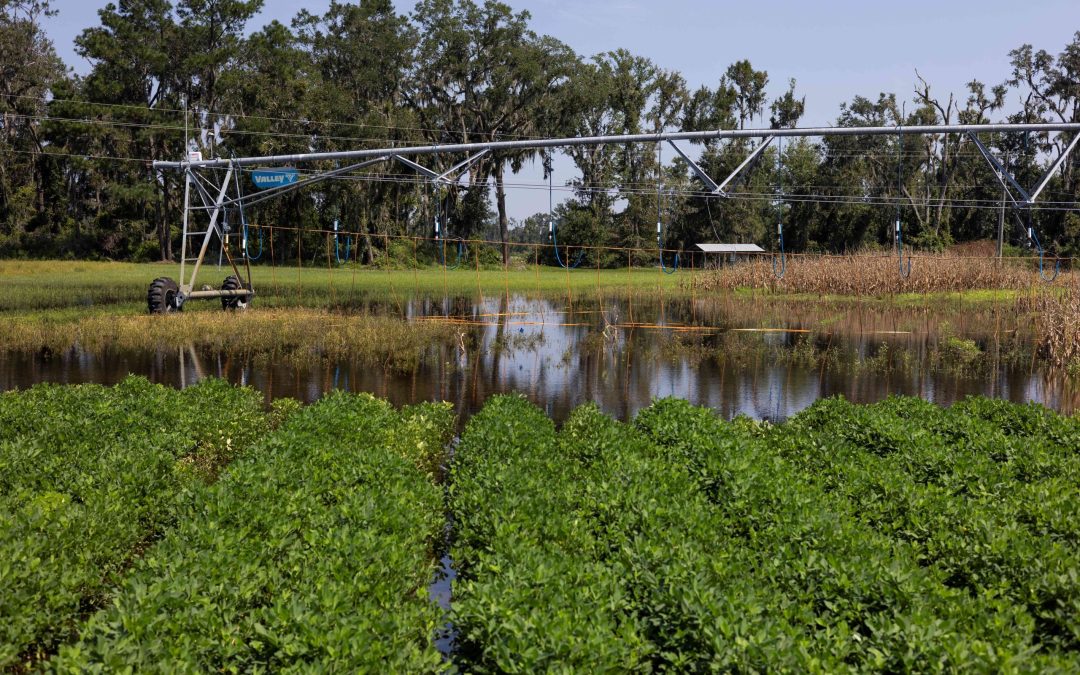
[148,122,1080,313]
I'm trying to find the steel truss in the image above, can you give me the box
[152,122,1080,311]
[965,132,1080,281]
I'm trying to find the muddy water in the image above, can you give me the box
[1,294,1076,421]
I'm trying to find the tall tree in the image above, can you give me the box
[815,93,898,251]
[1005,34,1080,252]
[176,0,263,116]
[72,0,182,259]
[770,78,805,129]
[294,0,416,263]
[409,0,575,263]
[726,59,768,129]
[0,0,64,255]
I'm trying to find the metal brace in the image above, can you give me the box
[186,158,390,212]
[180,165,233,297]
[667,137,774,197]
[966,130,1077,281]
[966,130,1080,206]
[393,149,491,186]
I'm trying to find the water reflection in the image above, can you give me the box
[1,294,1076,421]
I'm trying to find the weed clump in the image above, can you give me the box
[0,308,461,371]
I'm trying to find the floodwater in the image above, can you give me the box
[4,291,1076,659]
[1,293,1077,422]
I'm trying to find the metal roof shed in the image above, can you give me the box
[696,243,765,269]
[695,244,765,254]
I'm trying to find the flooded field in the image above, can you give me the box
[2,292,1075,421]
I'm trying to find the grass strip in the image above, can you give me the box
[0,260,687,312]
[0,307,462,369]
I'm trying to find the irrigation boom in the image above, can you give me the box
[155,122,1080,170]
[146,121,1080,313]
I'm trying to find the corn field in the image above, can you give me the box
[1030,290,1080,370]
[694,253,1074,296]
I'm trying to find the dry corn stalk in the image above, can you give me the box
[695,253,1063,296]
[1032,290,1080,370]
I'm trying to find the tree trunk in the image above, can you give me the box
[154,138,172,261]
[159,172,171,261]
[0,160,8,214]
[34,156,45,214]
[494,161,509,265]
[361,225,374,265]
[362,197,383,265]
[901,184,928,231]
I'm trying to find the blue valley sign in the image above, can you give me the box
[251,168,299,190]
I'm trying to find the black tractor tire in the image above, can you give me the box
[221,275,251,311]
[147,277,181,314]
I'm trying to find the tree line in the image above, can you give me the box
[1,0,1078,265]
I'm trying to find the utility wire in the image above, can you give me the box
[0,92,556,141]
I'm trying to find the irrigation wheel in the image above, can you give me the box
[220,275,251,311]
[147,277,181,314]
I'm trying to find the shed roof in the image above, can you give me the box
[695,243,765,253]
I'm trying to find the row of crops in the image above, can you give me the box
[452,395,1080,671]
[1,377,453,672]
[2,377,1079,670]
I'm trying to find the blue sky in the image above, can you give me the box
[42,0,1079,218]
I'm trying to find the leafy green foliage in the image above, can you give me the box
[6,375,1080,670]
[451,395,655,672]
[780,395,1080,654]
[52,391,452,672]
[0,376,268,668]
[452,393,1080,671]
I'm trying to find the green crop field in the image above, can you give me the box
[53,394,454,672]
[2,379,1079,671]
[0,377,273,667]
[451,395,1080,671]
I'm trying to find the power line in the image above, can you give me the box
[4,147,151,163]
[0,91,557,142]
[6,112,444,147]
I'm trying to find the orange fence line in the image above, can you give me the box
[235,223,1078,264]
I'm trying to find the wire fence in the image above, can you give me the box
[201,223,1078,333]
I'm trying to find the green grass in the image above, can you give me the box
[0,260,691,312]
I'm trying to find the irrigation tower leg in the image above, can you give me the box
[183,166,234,300]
